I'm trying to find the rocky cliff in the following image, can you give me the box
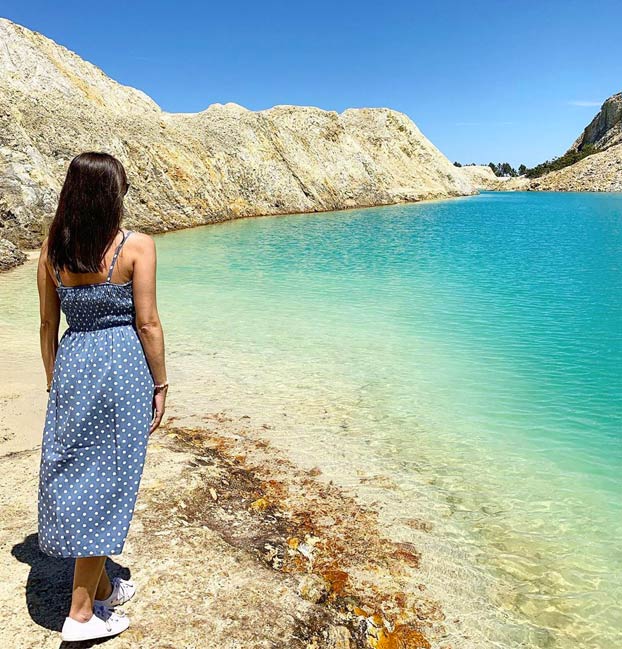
[530,92,622,192]
[0,18,475,271]
[569,92,622,152]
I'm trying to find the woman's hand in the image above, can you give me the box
[149,387,167,434]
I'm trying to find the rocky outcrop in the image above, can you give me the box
[0,237,26,271]
[530,144,622,192]
[0,17,475,271]
[569,93,622,152]
[459,165,529,191]
[530,92,622,192]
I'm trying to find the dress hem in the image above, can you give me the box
[38,541,126,559]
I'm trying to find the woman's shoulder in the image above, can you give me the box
[124,230,156,256]
[39,237,51,267]
[125,230,155,246]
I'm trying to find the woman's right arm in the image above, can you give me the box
[132,233,168,433]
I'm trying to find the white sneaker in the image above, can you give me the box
[94,576,137,608]
[61,604,130,641]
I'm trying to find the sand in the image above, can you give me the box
[0,407,461,648]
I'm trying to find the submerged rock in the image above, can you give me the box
[298,573,330,604]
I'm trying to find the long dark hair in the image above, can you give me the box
[47,152,129,273]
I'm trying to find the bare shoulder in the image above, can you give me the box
[38,236,49,265]
[127,231,156,254]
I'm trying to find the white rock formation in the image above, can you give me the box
[0,18,475,270]
[458,165,529,191]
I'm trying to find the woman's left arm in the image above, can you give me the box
[37,239,60,390]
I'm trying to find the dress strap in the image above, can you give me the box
[106,229,133,283]
[53,265,64,287]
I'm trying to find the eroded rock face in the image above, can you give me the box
[0,17,475,271]
[0,237,26,271]
[569,93,622,152]
[530,144,622,192]
[531,91,622,192]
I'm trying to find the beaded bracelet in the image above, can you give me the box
[154,381,169,393]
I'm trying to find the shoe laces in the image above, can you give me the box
[94,603,113,632]
[112,577,134,602]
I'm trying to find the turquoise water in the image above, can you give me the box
[154,192,621,647]
[1,191,620,646]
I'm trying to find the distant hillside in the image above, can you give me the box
[0,17,475,271]
[458,165,528,191]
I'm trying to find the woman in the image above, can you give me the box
[36,152,168,642]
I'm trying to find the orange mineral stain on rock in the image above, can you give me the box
[264,478,288,499]
[392,542,421,568]
[154,425,435,649]
[373,624,431,649]
[249,497,270,511]
[322,568,349,595]
[353,605,371,617]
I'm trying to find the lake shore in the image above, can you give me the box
[1,343,482,649]
[1,413,455,648]
[5,189,619,649]
[1,337,506,649]
[0,254,509,649]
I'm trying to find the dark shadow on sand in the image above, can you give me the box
[11,533,131,648]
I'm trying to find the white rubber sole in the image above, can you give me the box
[60,615,130,641]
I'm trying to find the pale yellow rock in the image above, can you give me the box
[0,17,475,271]
[530,92,622,192]
[460,93,622,194]
[531,143,622,192]
[297,573,330,604]
[569,93,622,152]
[458,165,529,191]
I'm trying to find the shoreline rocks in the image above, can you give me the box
[529,143,622,192]
[0,237,26,271]
[1,417,451,648]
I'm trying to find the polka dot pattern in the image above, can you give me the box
[37,231,154,558]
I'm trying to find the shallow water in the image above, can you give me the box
[2,192,621,647]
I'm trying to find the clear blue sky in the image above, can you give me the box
[3,1,621,167]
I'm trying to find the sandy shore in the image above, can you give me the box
[0,302,485,649]
[0,251,520,649]
[0,280,455,648]
[0,408,460,648]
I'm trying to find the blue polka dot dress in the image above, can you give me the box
[38,229,154,558]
